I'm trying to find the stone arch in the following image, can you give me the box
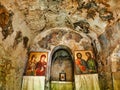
[31,27,93,52]
[48,45,75,90]
[50,45,74,80]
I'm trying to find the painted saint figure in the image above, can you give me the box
[86,52,97,73]
[75,53,88,74]
[26,55,36,75]
[35,54,47,76]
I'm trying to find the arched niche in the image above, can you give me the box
[51,45,74,81]
[48,45,74,90]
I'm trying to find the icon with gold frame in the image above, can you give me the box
[75,50,97,74]
[25,52,48,76]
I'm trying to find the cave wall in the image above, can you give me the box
[0,0,120,90]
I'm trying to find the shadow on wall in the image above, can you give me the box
[49,45,74,90]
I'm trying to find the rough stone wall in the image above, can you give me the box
[0,0,120,90]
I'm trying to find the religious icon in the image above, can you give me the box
[75,50,97,74]
[59,71,66,81]
[25,52,48,76]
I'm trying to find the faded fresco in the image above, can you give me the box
[25,52,48,76]
[75,51,97,74]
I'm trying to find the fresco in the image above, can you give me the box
[75,50,97,74]
[25,52,48,76]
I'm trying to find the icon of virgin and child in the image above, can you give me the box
[75,51,97,74]
[26,53,47,76]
